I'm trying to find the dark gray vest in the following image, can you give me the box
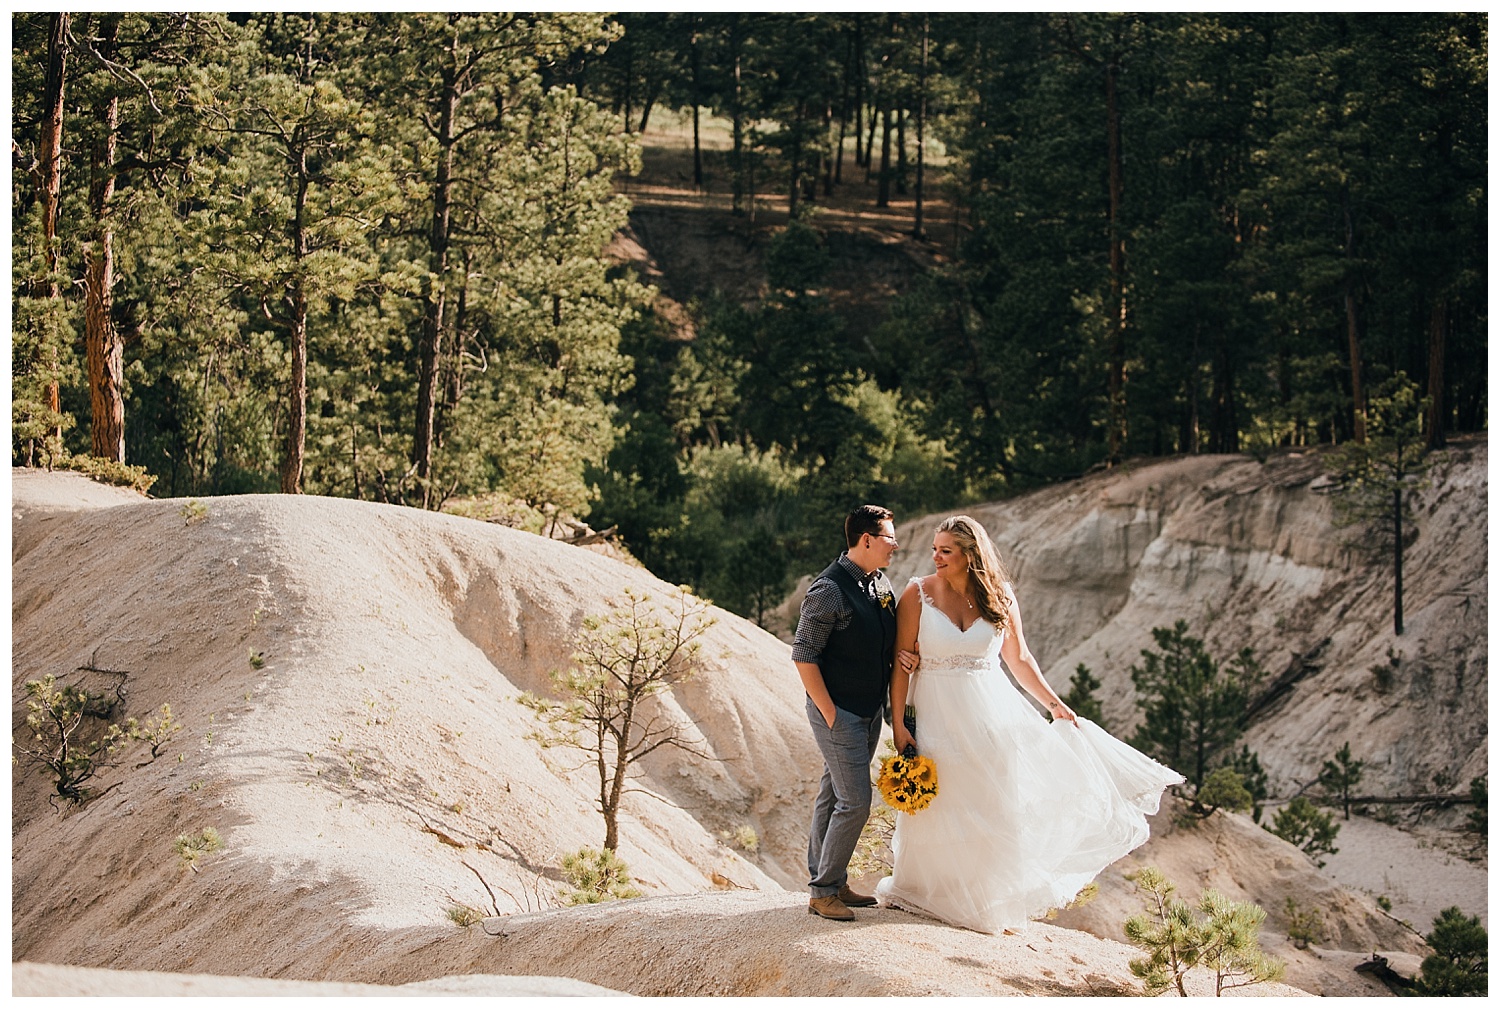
[816,560,896,718]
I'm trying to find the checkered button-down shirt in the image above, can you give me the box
[791,554,892,665]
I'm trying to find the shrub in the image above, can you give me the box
[180,499,208,525]
[1267,797,1340,867]
[1225,745,1269,821]
[58,453,158,494]
[446,905,486,927]
[559,847,643,905]
[126,703,183,762]
[1192,767,1253,818]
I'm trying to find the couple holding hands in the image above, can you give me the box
[793,505,1182,932]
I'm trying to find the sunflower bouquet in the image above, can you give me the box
[878,745,939,814]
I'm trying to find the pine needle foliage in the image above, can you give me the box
[126,703,183,762]
[1283,896,1324,950]
[173,826,224,870]
[1129,621,1264,790]
[1062,663,1107,728]
[13,675,128,801]
[1123,866,1284,997]
[519,585,715,852]
[559,846,643,905]
[1411,906,1488,996]
[1467,774,1487,837]
[1267,797,1340,866]
[1124,867,1201,996]
[1195,890,1286,995]
[1192,766,1254,819]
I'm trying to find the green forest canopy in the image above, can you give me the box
[11,13,1486,621]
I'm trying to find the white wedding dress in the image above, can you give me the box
[875,578,1184,934]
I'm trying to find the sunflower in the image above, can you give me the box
[878,750,939,814]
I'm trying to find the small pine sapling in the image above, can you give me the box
[519,586,715,853]
[173,826,224,871]
[1124,867,1284,997]
[1318,741,1365,819]
[1225,745,1269,822]
[1284,896,1325,949]
[1196,890,1286,994]
[559,847,643,905]
[13,675,127,801]
[1123,867,1200,997]
[1267,797,1340,866]
[127,703,183,764]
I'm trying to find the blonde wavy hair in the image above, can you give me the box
[935,514,1013,633]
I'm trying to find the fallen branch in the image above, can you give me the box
[417,813,467,848]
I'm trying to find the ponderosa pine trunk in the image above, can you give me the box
[38,12,69,456]
[1343,196,1367,445]
[280,163,311,495]
[913,16,928,239]
[1105,54,1127,463]
[86,14,126,462]
[877,105,893,206]
[1426,296,1447,449]
[413,63,458,506]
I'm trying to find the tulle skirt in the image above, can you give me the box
[875,660,1182,934]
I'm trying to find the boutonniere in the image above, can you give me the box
[878,590,896,611]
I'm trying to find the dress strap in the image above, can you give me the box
[909,575,936,609]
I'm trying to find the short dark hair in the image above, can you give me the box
[845,504,894,548]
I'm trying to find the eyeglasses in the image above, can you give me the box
[871,532,899,547]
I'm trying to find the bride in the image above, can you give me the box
[875,515,1183,934]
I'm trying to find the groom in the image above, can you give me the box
[792,504,899,921]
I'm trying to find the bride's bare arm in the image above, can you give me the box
[890,581,923,751]
[999,590,1077,724]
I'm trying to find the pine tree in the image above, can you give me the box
[1267,797,1340,867]
[1062,663,1107,728]
[1318,741,1365,820]
[1411,907,1488,996]
[191,13,397,494]
[1129,621,1264,788]
[1322,374,1430,635]
[1124,866,1284,997]
[1466,774,1487,837]
[519,587,716,852]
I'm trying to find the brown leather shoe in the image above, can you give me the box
[838,885,878,907]
[807,895,855,921]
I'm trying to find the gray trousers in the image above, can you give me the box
[805,696,883,898]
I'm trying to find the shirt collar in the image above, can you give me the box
[838,552,879,584]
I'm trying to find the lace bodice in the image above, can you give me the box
[912,576,1005,674]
